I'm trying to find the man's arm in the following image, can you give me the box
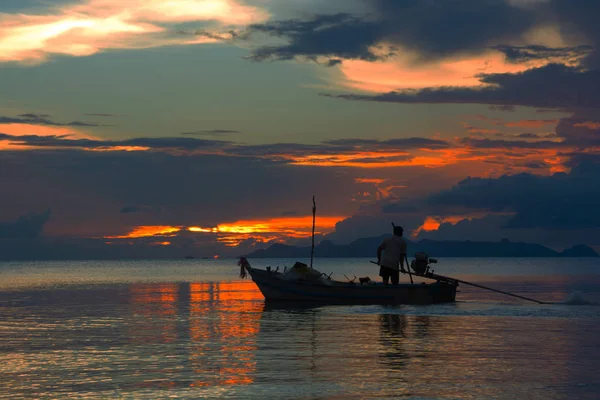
[377,245,383,264]
[400,239,407,271]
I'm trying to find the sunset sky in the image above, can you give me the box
[1,0,600,258]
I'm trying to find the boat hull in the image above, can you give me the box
[246,267,457,305]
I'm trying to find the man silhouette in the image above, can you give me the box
[376,225,407,285]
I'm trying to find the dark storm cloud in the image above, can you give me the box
[427,160,600,229]
[0,209,51,238]
[175,28,239,41]
[0,149,360,237]
[323,137,449,149]
[245,0,600,69]
[247,0,536,63]
[230,143,338,157]
[247,13,385,63]
[516,133,547,139]
[1,132,452,158]
[549,0,600,68]
[242,1,600,113]
[491,44,593,63]
[459,137,568,149]
[237,137,450,156]
[18,113,51,119]
[0,133,231,150]
[0,114,103,127]
[554,112,600,145]
[323,64,600,109]
[521,161,549,169]
[417,216,600,250]
[563,153,600,168]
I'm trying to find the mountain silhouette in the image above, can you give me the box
[246,235,598,258]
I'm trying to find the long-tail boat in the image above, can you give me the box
[238,255,458,305]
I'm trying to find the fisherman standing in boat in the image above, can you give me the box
[376,225,407,285]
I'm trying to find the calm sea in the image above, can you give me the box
[1,258,599,399]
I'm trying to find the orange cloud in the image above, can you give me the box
[285,149,479,168]
[86,145,151,152]
[503,119,558,128]
[104,216,345,247]
[0,0,269,64]
[337,49,552,93]
[355,178,386,184]
[105,225,181,239]
[150,241,172,246]
[192,216,343,235]
[412,213,500,238]
[0,122,150,152]
[189,215,346,246]
[0,122,155,152]
[355,177,406,201]
[573,121,600,130]
[0,122,97,150]
[465,127,502,135]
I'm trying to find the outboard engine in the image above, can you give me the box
[411,252,437,275]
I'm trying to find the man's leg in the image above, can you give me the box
[391,269,400,285]
[380,266,389,284]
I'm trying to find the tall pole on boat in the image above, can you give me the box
[310,195,316,268]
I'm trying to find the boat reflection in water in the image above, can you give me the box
[251,302,589,399]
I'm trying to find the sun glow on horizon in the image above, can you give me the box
[190,215,346,246]
[105,225,182,239]
[103,215,346,247]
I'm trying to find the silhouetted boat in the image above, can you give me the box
[238,257,457,305]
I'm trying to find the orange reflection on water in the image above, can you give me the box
[129,283,179,344]
[130,283,178,315]
[188,281,261,387]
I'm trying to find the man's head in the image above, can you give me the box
[393,226,403,237]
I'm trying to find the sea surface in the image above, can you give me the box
[1,257,599,399]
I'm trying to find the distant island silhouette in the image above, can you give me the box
[246,235,598,258]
